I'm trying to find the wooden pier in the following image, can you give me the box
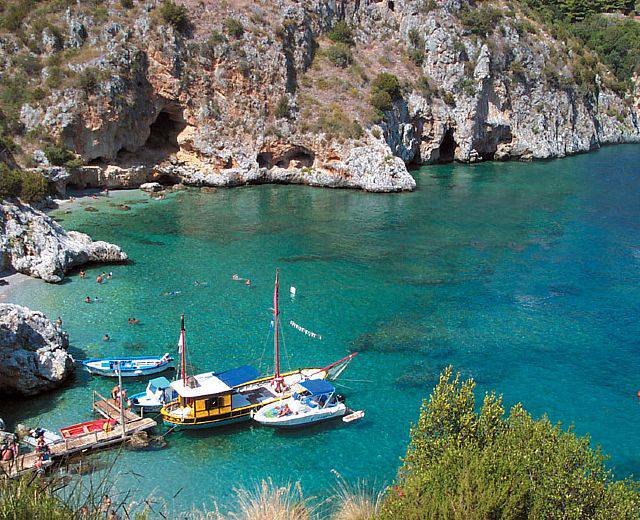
[1,391,156,479]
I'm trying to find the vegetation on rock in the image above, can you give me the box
[159,0,190,33]
[379,366,640,519]
[0,163,49,202]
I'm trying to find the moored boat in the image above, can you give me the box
[252,379,347,428]
[82,354,175,377]
[160,269,357,430]
[130,376,178,412]
[23,428,63,447]
[60,418,116,438]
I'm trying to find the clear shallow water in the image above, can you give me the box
[2,145,640,513]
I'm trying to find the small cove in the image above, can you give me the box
[2,145,640,513]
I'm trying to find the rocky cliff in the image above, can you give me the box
[0,304,74,396]
[0,200,128,282]
[1,0,639,193]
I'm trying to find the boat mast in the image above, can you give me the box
[180,313,187,385]
[273,268,284,392]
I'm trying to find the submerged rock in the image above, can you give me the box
[0,304,74,396]
[0,201,128,283]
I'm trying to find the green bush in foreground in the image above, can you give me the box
[380,366,640,519]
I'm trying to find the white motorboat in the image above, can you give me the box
[130,376,178,412]
[252,379,347,428]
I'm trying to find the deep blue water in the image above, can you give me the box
[2,144,640,514]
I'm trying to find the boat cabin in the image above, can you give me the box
[292,379,337,409]
[146,377,177,404]
[167,365,261,420]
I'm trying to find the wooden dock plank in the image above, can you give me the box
[2,393,157,479]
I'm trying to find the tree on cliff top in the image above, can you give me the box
[380,366,640,519]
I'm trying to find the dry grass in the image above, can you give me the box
[228,479,313,520]
[330,477,384,520]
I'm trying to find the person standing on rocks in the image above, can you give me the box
[55,316,63,328]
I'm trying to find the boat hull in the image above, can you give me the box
[83,357,175,378]
[163,415,251,430]
[254,403,347,429]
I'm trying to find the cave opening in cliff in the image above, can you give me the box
[145,110,186,152]
[257,147,315,169]
[438,129,457,163]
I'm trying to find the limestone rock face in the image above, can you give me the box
[0,304,74,396]
[5,0,640,191]
[0,201,128,283]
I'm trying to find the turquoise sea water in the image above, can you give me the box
[2,145,640,513]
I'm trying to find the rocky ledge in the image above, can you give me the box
[0,200,128,283]
[0,304,74,396]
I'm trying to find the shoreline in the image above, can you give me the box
[0,271,31,302]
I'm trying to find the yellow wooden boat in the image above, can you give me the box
[161,269,357,430]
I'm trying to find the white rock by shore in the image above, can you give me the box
[0,303,74,396]
[0,200,128,283]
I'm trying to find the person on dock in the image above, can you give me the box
[111,385,120,400]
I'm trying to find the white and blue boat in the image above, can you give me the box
[82,353,175,377]
[252,380,347,428]
[129,377,178,412]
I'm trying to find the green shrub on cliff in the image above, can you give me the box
[44,143,81,168]
[159,0,190,33]
[328,21,354,46]
[380,366,640,519]
[275,95,290,119]
[326,43,353,68]
[0,164,49,202]
[224,17,244,38]
[458,5,503,36]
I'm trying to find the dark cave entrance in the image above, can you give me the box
[145,110,187,152]
[438,128,457,163]
[257,147,315,169]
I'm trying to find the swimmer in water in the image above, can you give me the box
[232,274,239,280]
[85,296,91,303]
[245,279,251,286]
[106,273,112,280]
[96,275,103,284]
[103,334,110,341]
[79,270,86,279]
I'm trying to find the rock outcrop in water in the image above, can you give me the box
[1,0,639,192]
[0,201,127,283]
[0,304,74,396]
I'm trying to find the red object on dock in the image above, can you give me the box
[60,419,115,438]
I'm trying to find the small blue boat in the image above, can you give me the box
[130,377,177,412]
[82,353,175,377]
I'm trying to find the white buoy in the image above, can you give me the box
[290,286,297,297]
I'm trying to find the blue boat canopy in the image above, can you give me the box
[299,379,335,395]
[149,377,171,388]
[214,365,259,387]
